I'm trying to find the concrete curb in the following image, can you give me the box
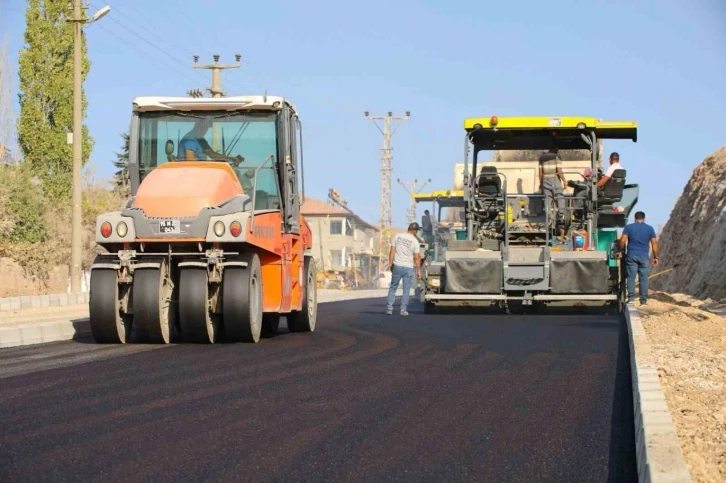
[0,292,89,312]
[624,303,692,483]
[0,289,392,349]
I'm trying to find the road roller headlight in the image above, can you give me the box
[230,221,242,237]
[213,221,225,237]
[116,221,128,238]
[100,221,112,238]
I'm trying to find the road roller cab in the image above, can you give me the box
[90,95,317,344]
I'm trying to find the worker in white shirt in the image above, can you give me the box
[596,152,624,188]
[386,222,422,316]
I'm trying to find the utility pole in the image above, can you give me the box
[70,2,110,292]
[193,54,241,151]
[364,110,410,262]
[397,178,431,225]
[192,54,241,98]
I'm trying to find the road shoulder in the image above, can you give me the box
[625,302,692,482]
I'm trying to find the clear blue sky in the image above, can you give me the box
[2,0,725,229]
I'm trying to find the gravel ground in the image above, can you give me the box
[638,293,726,483]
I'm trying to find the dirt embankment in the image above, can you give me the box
[651,147,726,302]
[641,293,726,482]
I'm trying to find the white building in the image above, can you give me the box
[301,197,379,271]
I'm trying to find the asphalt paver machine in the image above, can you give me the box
[413,189,465,297]
[90,95,317,343]
[424,116,639,313]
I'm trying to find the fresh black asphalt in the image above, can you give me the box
[0,297,636,482]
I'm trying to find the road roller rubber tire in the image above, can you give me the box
[179,267,218,343]
[89,268,130,343]
[133,260,174,344]
[223,253,263,343]
[288,256,317,333]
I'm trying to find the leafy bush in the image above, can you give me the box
[0,164,46,243]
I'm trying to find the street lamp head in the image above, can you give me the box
[388,111,393,117]
[90,5,111,23]
[364,111,369,117]
[406,111,411,117]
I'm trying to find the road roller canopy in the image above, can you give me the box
[463,116,637,151]
[129,95,302,206]
[413,190,465,208]
[132,95,297,113]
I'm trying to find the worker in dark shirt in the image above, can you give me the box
[178,118,243,165]
[421,209,433,245]
[618,211,659,305]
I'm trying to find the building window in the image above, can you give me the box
[330,250,343,266]
[330,220,342,235]
[345,218,354,236]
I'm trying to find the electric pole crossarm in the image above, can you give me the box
[191,54,242,98]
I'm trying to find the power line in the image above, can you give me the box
[88,3,203,79]
[101,2,198,64]
[92,22,202,85]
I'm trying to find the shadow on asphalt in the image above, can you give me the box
[606,316,638,482]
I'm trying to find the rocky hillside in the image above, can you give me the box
[652,147,726,301]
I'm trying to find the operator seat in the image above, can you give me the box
[474,166,503,220]
[598,169,626,205]
[475,166,502,198]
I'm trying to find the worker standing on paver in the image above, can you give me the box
[618,211,659,305]
[386,223,422,316]
[539,147,568,226]
[421,209,433,246]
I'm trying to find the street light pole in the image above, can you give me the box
[69,2,110,292]
[70,0,83,292]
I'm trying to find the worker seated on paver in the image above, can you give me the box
[177,118,244,165]
[596,152,624,189]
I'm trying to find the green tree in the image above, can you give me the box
[112,131,130,198]
[16,0,94,200]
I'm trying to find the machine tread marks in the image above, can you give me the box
[89,265,131,343]
[223,253,263,343]
[179,267,218,343]
[288,256,317,333]
[133,259,175,343]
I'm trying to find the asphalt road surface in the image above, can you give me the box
[0,297,636,483]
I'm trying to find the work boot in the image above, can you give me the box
[386,308,393,315]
